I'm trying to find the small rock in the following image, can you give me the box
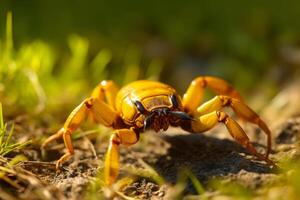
[123,186,138,196]
[275,117,300,144]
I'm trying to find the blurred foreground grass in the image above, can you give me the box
[84,159,300,199]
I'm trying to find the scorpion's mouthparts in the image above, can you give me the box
[153,116,169,132]
[143,108,194,132]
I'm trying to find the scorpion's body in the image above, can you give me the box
[116,80,183,132]
[42,77,275,185]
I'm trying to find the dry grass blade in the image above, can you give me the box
[0,155,28,189]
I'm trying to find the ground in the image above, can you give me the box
[0,82,300,200]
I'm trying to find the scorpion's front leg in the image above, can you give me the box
[105,128,139,185]
[41,97,118,170]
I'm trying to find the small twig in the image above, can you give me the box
[84,136,98,160]
[72,129,102,140]
[20,161,56,170]
[20,160,56,166]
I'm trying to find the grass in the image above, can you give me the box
[209,179,254,200]
[0,102,30,192]
[0,12,163,115]
[0,103,31,156]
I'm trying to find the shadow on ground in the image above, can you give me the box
[157,133,272,182]
[125,129,276,196]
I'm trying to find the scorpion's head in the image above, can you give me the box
[134,94,194,132]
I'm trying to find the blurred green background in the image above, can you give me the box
[1,0,300,115]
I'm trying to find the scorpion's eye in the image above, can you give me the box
[170,94,178,108]
[134,100,146,114]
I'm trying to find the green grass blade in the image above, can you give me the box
[6,140,31,149]
[184,169,206,196]
[0,103,30,156]
[7,154,28,167]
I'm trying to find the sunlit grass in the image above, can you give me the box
[0,12,163,116]
[0,12,49,113]
[209,179,253,200]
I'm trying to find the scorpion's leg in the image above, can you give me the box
[105,128,139,185]
[182,76,242,115]
[195,95,272,158]
[41,128,64,150]
[91,80,119,109]
[42,80,119,150]
[42,80,119,164]
[41,97,119,169]
[184,111,275,166]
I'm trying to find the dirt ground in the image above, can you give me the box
[0,82,300,200]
